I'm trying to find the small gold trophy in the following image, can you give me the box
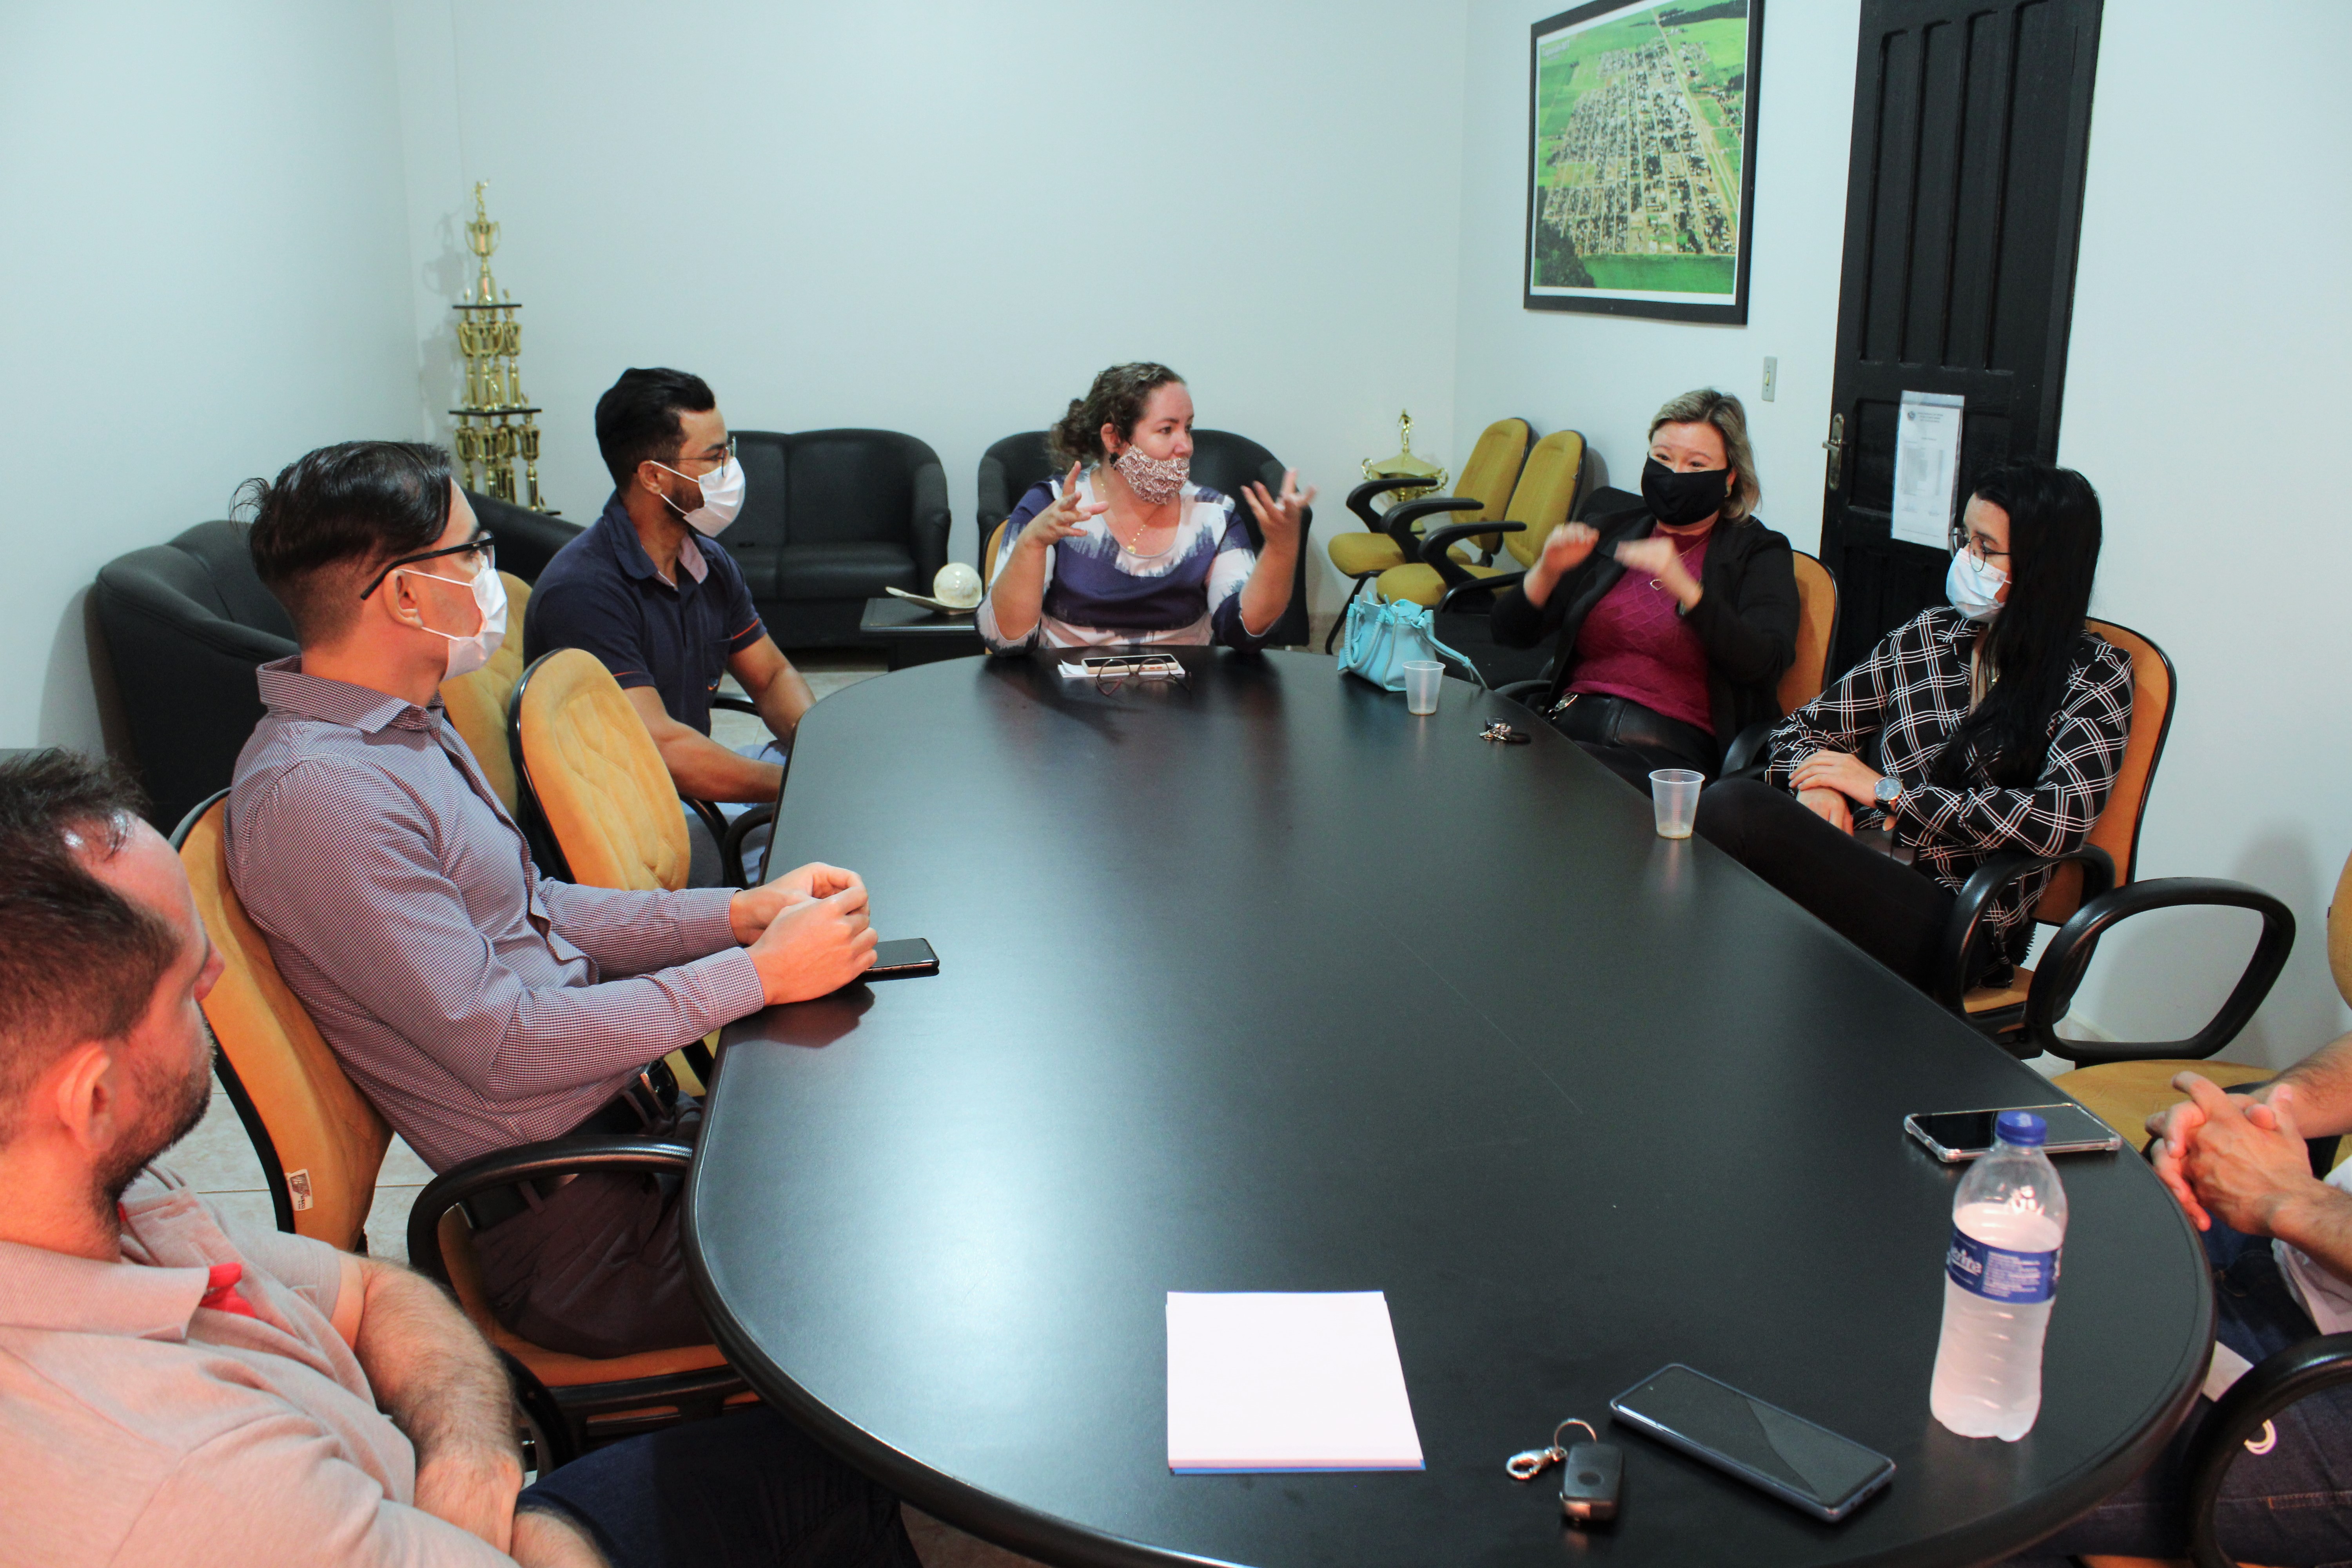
[449,182,556,512]
[1360,410,1448,511]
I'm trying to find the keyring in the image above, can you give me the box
[1505,1418,1599,1480]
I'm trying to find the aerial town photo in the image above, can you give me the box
[1529,0,1751,300]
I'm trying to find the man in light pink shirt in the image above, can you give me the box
[0,750,917,1568]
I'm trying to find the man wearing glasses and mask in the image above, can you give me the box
[524,367,811,821]
[228,441,877,1358]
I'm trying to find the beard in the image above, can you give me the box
[94,1044,214,1205]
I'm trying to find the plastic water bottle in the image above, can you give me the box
[1930,1111,2068,1440]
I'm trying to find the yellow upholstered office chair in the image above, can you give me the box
[173,791,744,1455]
[437,571,532,816]
[2052,842,2352,1171]
[1930,621,2294,1069]
[510,648,694,893]
[1324,418,1533,649]
[1716,551,1842,775]
[1372,430,1587,611]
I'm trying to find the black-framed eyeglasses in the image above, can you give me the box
[655,436,738,476]
[359,534,496,600]
[1951,527,2009,565]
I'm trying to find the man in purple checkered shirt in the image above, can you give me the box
[227,441,877,1358]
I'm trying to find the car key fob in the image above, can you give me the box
[1559,1441,1622,1524]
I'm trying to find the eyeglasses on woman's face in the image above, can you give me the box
[358,534,496,600]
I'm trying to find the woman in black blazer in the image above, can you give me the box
[1488,389,1798,790]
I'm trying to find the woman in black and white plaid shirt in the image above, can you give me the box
[1696,459,2132,994]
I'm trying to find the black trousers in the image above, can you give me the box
[1548,692,1717,793]
[471,1101,710,1359]
[1694,777,1961,994]
[518,1405,922,1568]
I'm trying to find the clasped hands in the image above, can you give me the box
[1787,750,1887,835]
[728,861,879,1003]
[2148,1073,2328,1239]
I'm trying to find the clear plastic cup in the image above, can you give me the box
[1650,769,1704,838]
[1403,661,1444,715]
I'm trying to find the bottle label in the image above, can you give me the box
[1946,1225,2059,1303]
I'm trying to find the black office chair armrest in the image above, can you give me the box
[711,695,760,716]
[1418,520,1526,589]
[1492,679,1550,712]
[1346,475,1441,530]
[723,804,776,883]
[1382,495,1486,554]
[1932,846,2118,1008]
[680,797,739,887]
[2185,1332,2352,1568]
[497,1347,581,1472]
[2022,877,2295,1066]
[406,1135,695,1292]
[1437,571,1526,613]
[1719,721,1777,780]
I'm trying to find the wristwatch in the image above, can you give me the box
[1873,775,1903,813]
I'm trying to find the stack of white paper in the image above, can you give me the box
[1165,1291,1425,1473]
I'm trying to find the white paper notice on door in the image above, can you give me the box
[1889,390,1966,548]
[1165,1292,1425,1472]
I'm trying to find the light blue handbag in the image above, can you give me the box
[1334,595,1484,691]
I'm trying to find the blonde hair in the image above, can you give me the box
[1649,388,1761,523]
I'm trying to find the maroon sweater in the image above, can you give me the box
[1564,530,1715,733]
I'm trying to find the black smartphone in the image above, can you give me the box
[867,938,939,980]
[1904,1103,2121,1162]
[1609,1364,1895,1523]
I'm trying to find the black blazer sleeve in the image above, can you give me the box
[1488,578,1560,648]
[1683,526,1798,689]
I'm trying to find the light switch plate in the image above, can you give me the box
[1762,356,1778,402]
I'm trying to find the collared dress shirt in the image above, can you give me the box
[0,1167,509,1566]
[1764,606,2134,964]
[229,657,766,1172]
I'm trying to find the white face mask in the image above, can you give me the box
[407,561,509,679]
[655,455,746,537]
[1946,548,2007,622]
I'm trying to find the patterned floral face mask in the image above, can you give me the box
[1114,446,1189,505]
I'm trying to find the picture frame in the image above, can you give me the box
[1524,0,1763,324]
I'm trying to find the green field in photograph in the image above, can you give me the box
[1584,254,1737,294]
[1535,10,1661,141]
[1679,18,1749,75]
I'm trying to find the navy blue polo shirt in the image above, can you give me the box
[523,494,768,736]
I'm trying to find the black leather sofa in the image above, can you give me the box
[724,429,951,648]
[93,495,577,830]
[974,429,1316,647]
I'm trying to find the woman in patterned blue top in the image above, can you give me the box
[979,363,1313,652]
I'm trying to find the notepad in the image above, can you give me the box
[1165,1291,1425,1472]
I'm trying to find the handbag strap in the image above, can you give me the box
[1421,626,1488,690]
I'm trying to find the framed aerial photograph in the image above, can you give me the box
[1524,0,1762,323]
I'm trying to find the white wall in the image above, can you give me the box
[391,0,1470,601]
[2053,4,2352,1062]
[1451,0,1860,543]
[1448,0,2352,1062]
[0,3,423,754]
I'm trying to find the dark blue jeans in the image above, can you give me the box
[517,1406,920,1568]
[2009,1218,2352,1566]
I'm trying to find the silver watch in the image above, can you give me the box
[1873,775,1902,810]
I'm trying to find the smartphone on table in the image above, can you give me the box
[867,938,939,980]
[1610,1363,1895,1522]
[1904,1103,2121,1162]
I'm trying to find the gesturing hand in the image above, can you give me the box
[1612,535,1703,609]
[1537,523,1597,577]
[729,861,866,944]
[1242,469,1316,549]
[1796,787,1853,834]
[1789,749,1885,808]
[747,884,878,1005]
[1018,463,1107,552]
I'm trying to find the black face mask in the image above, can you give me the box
[1641,457,1731,527]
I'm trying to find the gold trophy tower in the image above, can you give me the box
[450,183,555,512]
[1359,410,1448,508]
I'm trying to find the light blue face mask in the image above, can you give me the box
[1946,548,2007,621]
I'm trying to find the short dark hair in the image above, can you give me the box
[1045,363,1184,470]
[0,751,178,1144]
[241,441,455,645]
[596,367,717,488]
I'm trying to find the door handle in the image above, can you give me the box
[1822,413,1845,491]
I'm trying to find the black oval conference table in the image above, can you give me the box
[685,650,2209,1568]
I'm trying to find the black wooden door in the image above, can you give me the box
[1817,0,2102,672]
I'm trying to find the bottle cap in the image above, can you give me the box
[1996,1110,2048,1147]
